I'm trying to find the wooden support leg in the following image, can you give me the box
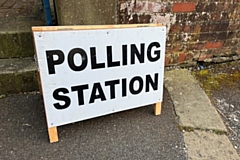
[154,102,162,115]
[48,127,58,143]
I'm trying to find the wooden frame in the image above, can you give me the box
[32,24,163,32]
[33,24,163,143]
[154,102,162,115]
[46,102,162,143]
[48,127,58,143]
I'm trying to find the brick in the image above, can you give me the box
[185,53,193,61]
[165,56,171,66]
[165,46,172,54]
[119,13,152,24]
[193,51,201,60]
[173,3,196,13]
[118,13,136,24]
[171,43,183,52]
[118,14,126,24]
[178,53,186,63]
[118,14,127,24]
[236,14,240,21]
[189,13,200,22]
[210,33,219,41]
[221,12,229,20]
[176,13,189,23]
[198,13,210,22]
[211,12,221,21]
[236,31,240,38]
[216,22,229,31]
[172,53,180,64]
[203,22,229,32]
[218,2,236,13]
[130,14,138,24]
[200,33,218,41]
[205,2,217,12]
[138,14,151,23]
[147,2,172,13]
[167,34,181,43]
[119,1,172,13]
[205,41,224,49]
[191,24,201,34]
[198,54,206,61]
[118,2,127,14]
[224,39,239,47]
[183,24,191,32]
[231,47,238,54]
[189,34,199,42]
[228,22,240,30]
[227,31,236,39]
[209,23,219,32]
[230,11,238,20]
[188,42,205,51]
[200,22,210,32]
[212,48,231,57]
[195,2,205,12]
[198,51,213,61]
[218,32,228,40]
[170,24,182,33]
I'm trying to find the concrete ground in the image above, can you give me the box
[192,61,240,157]
[0,67,240,160]
[165,69,239,160]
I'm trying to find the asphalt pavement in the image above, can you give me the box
[0,89,187,160]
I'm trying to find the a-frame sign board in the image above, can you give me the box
[32,24,166,143]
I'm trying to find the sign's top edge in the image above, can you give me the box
[32,24,164,32]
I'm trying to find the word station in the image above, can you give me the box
[47,42,161,109]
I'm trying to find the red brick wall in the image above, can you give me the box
[118,1,240,66]
[0,0,43,19]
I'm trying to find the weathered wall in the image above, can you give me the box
[118,1,240,66]
[13,0,237,66]
[1,0,240,65]
[54,0,117,25]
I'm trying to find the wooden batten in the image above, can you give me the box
[48,127,58,143]
[155,102,162,115]
[32,24,162,32]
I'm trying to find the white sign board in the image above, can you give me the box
[33,25,166,128]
